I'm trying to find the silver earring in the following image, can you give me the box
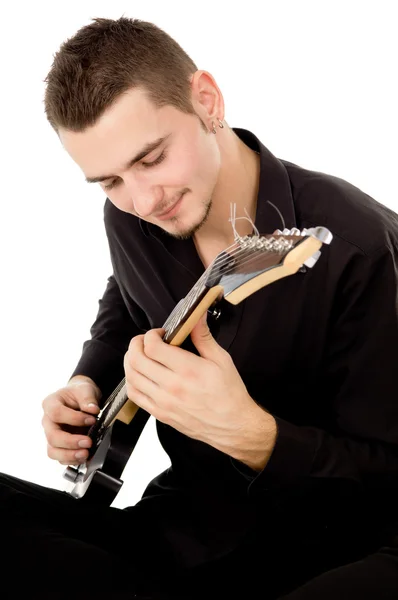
[212,118,224,134]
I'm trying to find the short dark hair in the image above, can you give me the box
[44,17,199,133]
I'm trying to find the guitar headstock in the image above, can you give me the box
[205,226,333,305]
[162,225,332,346]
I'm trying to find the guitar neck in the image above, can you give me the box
[92,226,332,427]
[97,269,220,427]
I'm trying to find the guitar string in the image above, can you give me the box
[96,240,263,423]
[87,203,315,436]
[95,231,306,430]
[164,241,285,330]
[164,245,275,334]
[164,231,298,334]
[98,236,312,420]
[164,200,292,332]
[82,203,292,427]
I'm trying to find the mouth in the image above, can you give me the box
[155,193,185,221]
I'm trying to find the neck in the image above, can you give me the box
[194,128,261,248]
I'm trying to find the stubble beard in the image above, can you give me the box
[165,197,213,241]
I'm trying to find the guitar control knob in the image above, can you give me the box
[63,466,81,483]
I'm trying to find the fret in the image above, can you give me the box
[63,225,334,500]
[163,273,209,340]
[82,227,333,456]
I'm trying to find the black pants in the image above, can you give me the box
[1,472,398,599]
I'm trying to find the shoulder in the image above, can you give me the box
[282,159,398,258]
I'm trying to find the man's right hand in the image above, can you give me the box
[41,376,102,466]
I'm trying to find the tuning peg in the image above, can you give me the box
[303,250,321,268]
[290,227,301,236]
[282,228,291,235]
[312,227,333,245]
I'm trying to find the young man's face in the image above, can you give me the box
[59,86,221,239]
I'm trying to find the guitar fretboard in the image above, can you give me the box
[89,228,322,440]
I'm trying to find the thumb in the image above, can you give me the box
[67,380,101,413]
[190,311,220,360]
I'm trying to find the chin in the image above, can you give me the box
[162,220,200,241]
[169,199,212,240]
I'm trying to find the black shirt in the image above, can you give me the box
[70,128,398,566]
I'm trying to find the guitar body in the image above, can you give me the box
[64,407,149,504]
[63,225,333,505]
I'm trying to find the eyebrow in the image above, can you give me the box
[85,134,171,184]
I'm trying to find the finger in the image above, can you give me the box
[126,340,173,386]
[43,391,99,415]
[125,386,175,427]
[125,359,183,413]
[127,373,179,421]
[65,388,101,414]
[125,369,160,402]
[125,379,157,416]
[70,397,100,414]
[43,416,93,451]
[142,328,197,372]
[44,401,98,428]
[82,402,100,413]
[47,444,90,466]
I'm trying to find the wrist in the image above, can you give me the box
[232,406,278,472]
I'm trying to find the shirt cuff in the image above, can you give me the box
[231,417,318,495]
[69,339,126,406]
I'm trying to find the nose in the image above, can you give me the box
[124,174,163,218]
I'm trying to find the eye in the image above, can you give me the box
[141,150,166,168]
[103,150,167,191]
[103,179,120,191]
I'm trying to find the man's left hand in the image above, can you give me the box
[123,313,277,470]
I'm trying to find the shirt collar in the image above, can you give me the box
[233,127,297,234]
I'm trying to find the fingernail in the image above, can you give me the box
[85,417,96,425]
[78,439,91,448]
[75,450,87,459]
[87,403,99,411]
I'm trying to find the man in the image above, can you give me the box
[1,15,398,600]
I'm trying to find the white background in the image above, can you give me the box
[0,1,396,508]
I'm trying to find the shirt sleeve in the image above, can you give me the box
[231,243,398,496]
[69,274,147,405]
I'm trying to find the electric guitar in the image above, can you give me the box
[63,225,333,505]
